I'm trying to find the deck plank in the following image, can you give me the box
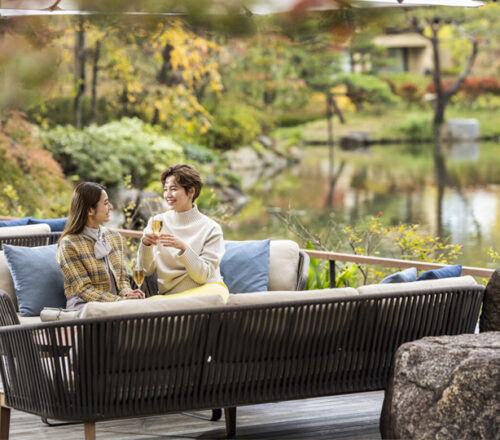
[7,391,384,439]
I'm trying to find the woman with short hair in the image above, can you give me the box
[57,182,144,312]
[138,163,228,299]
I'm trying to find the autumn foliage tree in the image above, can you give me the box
[0,112,72,217]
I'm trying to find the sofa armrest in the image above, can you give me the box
[0,291,20,327]
[296,250,310,291]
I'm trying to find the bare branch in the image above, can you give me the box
[444,37,479,100]
[43,0,62,11]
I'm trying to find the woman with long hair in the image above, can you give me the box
[57,182,144,312]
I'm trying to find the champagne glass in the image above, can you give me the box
[151,215,163,256]
[132,266,145,289]
[152,217,163,238]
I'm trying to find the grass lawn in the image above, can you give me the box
[284,106,500,144]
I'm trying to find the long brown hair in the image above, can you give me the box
[60,182,105,240]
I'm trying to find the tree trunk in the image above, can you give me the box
[74,17,86,129]
[121,84,129,116]
[194,72,210,102]
[326,93,335,208]
[90,39,101,123]
[428,20,479,140]
[429,22,445,139]
[434,139,447,238]
[152,107,160,126]
[157,42,175,86]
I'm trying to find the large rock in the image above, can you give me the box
[339,131,372,150]
[480,267,500,332]
[380,332,500,440]
[441,118,479,140]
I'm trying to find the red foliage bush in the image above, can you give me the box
[426,77,500,98]
[399,82,421,102]
[0,111,71,216]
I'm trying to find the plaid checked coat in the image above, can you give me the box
[57,228,133,302]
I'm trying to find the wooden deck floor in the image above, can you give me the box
[7,391,384,439]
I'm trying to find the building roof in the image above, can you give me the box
[374,32,430,48]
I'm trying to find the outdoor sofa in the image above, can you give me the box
[0,230,486,439]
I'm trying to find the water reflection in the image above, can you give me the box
[224,141,500,269]
[447,141,480,162]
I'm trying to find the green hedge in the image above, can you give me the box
[40,118,184,188]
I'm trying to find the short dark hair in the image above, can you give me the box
[160,164,203,202]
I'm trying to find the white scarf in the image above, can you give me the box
[82,226,112,259]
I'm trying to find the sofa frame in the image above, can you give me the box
[0,280,485,439]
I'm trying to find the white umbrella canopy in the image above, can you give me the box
[0,0,485,17]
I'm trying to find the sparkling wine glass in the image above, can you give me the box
[151,214,163,256]
[152,217,163,238]
[132,266,145,289]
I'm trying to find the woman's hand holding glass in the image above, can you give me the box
[125,289,145,300]
[158,234,187,253]
[142,232,160,247]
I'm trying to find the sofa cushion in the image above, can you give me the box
[268,240,300,291]
[0,223,51,238]
[417,264,462,280]
[357,275,477,295]
[0,251,17,310]
[380,267,417,284]
[221,240,270,293]
[0,217,32,227]
[81,293,225,319]
[226,287,358,306]
[18,315,42,325]
[3,244,66,316]
[28,217,68,232]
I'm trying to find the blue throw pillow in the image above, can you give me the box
[3,244,66,316]
[380,267,417,284]
[0,217,32,227]
[221,240,270,293]
[28,217,68,232]
[417,264,462,281]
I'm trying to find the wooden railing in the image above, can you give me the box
[1,216,495,280]
[307,250,494,282]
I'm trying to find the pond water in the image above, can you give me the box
[222,141,500,270]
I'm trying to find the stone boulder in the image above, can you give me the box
[480,267,500,332]
[440,118,479,141]
[339,132,372,150]
[380,332,500,440]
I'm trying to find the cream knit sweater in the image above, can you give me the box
[137,205,225,294]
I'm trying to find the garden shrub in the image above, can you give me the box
[39,117,184,188]
[426,76,500,107]
[278,211,461,288]
[27,96,117,127]
[333,73,399,111]
[0,112,72,217]
[204,102,264,150]
[393,114,433,142]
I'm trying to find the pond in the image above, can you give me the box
[222,141,500,270]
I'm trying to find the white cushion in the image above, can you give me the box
[357,275,477,295]
[0,251,17,310]
[268,240,300,291]
[226,287,358,306]
[0,223,50,238]
[80,293,225,319]
[18,315,42,325]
